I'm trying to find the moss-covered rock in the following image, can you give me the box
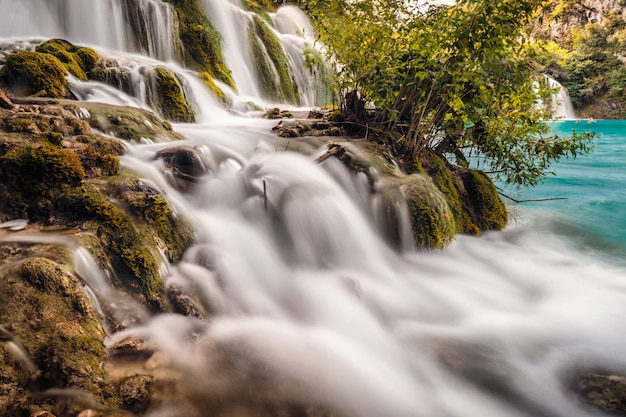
[162,0,234,88]
[0,51,68,98]
[58,184,165,311]
[62,101,182,142]
[459,169,508,232]
[110,176,194,263]
[0,257,111,416]
[248,15,299,104]
[35,39,99,81]
[198,71,227,105]
[418,149,481,236]
[90,59,134,97]
[381,175,456,250]
[149,66,196,123]
[0,144,86,219]
[246,0,274,25]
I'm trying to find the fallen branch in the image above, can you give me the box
[496,186,567,203]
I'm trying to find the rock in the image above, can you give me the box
[307,109,324,119]
[31,411,56,417]
[118,375,152,414]
[156,146,208,186]
[0,90,15,109]
[0,257,108,416]
[572,371,626,414]
[380,174,456,250]
[0,51,68,98]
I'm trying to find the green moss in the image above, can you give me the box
[0,257,111,415]
[0,51,68,98]
[0,144,85,201]
[163,0,235,88]
[461,169,508,231]
[75,133,126,155]
[78,147,121,177]
[35,39,99,81]
[17,258,73,294]
[67,102,182,142]
[419,149,480,235]
[42,131,64,146]
[108,176,193,262]
[382,175,456,250]
[246,0,274,25]
[248,15,299,104]
[199,71,227,105]
[403,175,456,250]
[150,66,196,123]
[58,185,164,309]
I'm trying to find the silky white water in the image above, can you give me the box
[0,0,625,416]
[96,114,626,417]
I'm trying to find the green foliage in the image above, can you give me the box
[300,0,594,185]
[560,24,623,107]
[248,15,299,103]
[0,50,68,98]
[35,39,99,81]
[150,66,196,123]
[606,67,626,101]
[163,0,235,88]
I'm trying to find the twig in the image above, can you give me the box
[496,187,567,203]
[263,180,268,212]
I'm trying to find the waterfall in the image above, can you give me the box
[273,6,332,107]
[545,75,577,120]
[201,0,329,107]
[0,0,179,61]
[1,2,626,417]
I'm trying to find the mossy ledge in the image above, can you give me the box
[162,0,235,88]
[0,257,114,416]
[248,14,299,104]
[148,66,196,123]
[0,51,68,99]
[0,99,193,311]
[35,38,99,81]
[0,97,194,415]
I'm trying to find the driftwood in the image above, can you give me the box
[496,186,567,203]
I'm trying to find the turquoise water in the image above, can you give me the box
[503,120,626,264]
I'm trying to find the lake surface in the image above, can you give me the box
[501,120,626,265]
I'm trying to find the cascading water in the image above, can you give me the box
[201,0,328,107]
[0,1,625,416]
[0,0,179,61]
[545,75,577,120]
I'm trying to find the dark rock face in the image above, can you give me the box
[156,146,208,187]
